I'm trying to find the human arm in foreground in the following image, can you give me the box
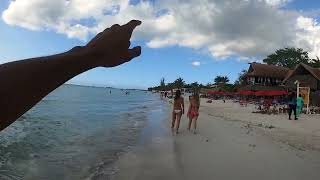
[0,20,142,131]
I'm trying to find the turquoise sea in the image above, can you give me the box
[0,85,168,180]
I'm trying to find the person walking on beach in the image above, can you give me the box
[288,92,298,120]
[187,93,200,134]
[296,94,304,118]
[172,90,184,134]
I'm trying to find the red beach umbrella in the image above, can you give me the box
[255,90,288,96]
[239,90,255,96]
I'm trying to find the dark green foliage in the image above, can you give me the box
[234,70,248,85]
[263,47,309,69]
[214,76,230,84]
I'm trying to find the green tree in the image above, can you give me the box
[160,78,165,89]
[214,76,230,84]
[234,69,248,85]
[183,83,192,89]
[173,77,185,89]
[190,82,200,93]
[199,83,206,89]
[190,82,199,88]
[310,56,320,68]
[165,83,174,91]
[263,47,309,69]
[221,84,236,92]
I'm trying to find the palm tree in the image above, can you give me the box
[173,77,185,89]
[190,82,199,88]
[234,70,247,85]
[160,78,165,89]
[214,76,230,84]
[190,81,200,93]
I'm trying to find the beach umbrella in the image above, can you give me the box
[268,90,288,96]
[255,91,268,96]
[207,91,215,95]
[255,90,288,96]
[208,91,220,95]
[239,90,255,96]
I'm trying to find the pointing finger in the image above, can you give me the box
[122,20,142,38]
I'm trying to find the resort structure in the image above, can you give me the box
[238,62,320,106]
[284,63,320,90]
[241,62,290,91]
[284,63,320,105]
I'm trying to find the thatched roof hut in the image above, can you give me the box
[246,62,290,79]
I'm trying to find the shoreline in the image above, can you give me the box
[111,99,181,180]
[111,97,320,180]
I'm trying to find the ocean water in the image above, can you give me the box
[0,85,167,180]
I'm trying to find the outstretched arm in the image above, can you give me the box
[0,20,142,131]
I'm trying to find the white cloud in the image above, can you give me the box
[2,0,320,59]
[191,61,201,67]
[264,0,291,6]
[295,16,320,58]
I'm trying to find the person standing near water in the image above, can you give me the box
[187,93,200,134]
[296,94,304,118]
[288,92,298,120]
[172,90,184,134]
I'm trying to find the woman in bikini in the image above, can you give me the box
[187,93,200,133]
[172,90,184,134]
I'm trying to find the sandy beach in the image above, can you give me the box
[112,98,320,180]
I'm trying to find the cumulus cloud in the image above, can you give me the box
[2,0,320,59]
[264,0,291,6]
[191,61,201,67]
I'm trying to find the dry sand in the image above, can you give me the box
[201,100,320,151]
[112,98,320,180]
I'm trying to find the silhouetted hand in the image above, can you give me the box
[85,20,142,67]
[0,20,142,131]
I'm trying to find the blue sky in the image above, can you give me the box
[1,0,320,89]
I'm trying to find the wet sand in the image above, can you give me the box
[112,98,320,180]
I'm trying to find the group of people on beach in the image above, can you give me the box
[171,90,200,134]
[287,92,304,120]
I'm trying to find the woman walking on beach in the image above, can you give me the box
[187,93,200,133]
[172,90,184,134]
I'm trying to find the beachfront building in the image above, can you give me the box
[283,63,320,105]
[241,62,290,91]
[284,63,320,90]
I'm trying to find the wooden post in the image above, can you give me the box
[294,80,300,98]
[306,87,310,114]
